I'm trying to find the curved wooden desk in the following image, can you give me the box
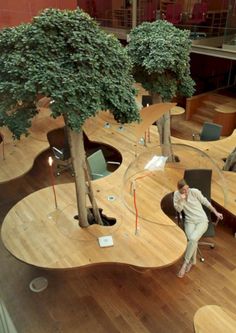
[170,106,185,116]
[1,103,236,269]
[194,305,236,333]
[1,182,186,269]
[214,104,236,136]
[172,132,236,215]
[0,108,64,184]
[1,103,186,269]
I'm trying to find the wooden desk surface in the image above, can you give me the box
[172,132,236,214]
[170,106,185,116]
[194,305,236,333]
[215,103,236,114]
[0,108,64,183]
[1,104,186,269]
[1,105,236,269]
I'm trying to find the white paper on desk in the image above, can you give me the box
[144,155,168,171]
[98,236,114,248]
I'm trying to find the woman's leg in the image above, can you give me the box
[184,221,208,264]
[177,222,208,278]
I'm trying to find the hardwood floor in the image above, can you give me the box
[1,119,236,333]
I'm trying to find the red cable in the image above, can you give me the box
[0,133,4,160]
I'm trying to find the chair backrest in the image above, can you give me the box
[52,147,64,160]
[223,147,236,172]
[143,1,156,22]
[200,122,222,141]
[184,169,215,237]
[87,149,107,178]
[192,2,207,20]
[52,146,70,161]
[142,95,152,107]
[165,3,182,23]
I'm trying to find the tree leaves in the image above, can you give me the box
[127,20,195,101]
[0,8,139,139]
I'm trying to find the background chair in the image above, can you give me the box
[162,3,183,25]
[223,147,236,172]
[184,168,220,262]
[87,149,120,180]
[142,95,152,107]
[192,122,222,141]
[186,2,208,25]
[52,145,74,176]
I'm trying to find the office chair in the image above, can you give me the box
[183,169,220,262]
[87,149,120,180]
[141,95,153,108]
[223,147,236,172]
[192,122,222,141]
[142,2,156,22]
[52,146,74,176]
[162,3,183,25]
[186,2,208,25]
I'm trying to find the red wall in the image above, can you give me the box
[0,0,77,28]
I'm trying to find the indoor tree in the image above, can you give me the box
[0,8,139,227]
[127,19,195,155]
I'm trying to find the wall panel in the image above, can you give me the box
[0,0,77,28]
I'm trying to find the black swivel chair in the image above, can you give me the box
[52,145,74,176]
[183,169,220,262]
[142,95,153,107]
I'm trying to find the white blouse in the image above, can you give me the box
[173,188,213,224]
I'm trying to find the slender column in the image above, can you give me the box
[132,0,137,28]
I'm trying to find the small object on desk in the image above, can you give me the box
[98,235,114,248]
[104,122,110,128]
[117,125,124,131]
[139,137,145,145]
[107,195,116,202]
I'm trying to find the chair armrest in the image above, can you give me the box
[212,217,220,226]
[91,173,104,177]
[107,161,120,165]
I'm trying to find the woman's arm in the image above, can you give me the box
[193,189,223,220]
[173,190,185,213]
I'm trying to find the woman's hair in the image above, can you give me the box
[177,179,188,190]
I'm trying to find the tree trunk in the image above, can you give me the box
[66,126,103,227]
[84,164,103,225]
[152,93,174,161]
[67,128,89,227]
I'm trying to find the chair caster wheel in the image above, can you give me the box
[200,258,205,262]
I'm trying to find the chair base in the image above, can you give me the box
[55,161,74,177]
[198,241,215,262]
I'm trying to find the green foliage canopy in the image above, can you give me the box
[0,8,139,139]
[127,20,195,101]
